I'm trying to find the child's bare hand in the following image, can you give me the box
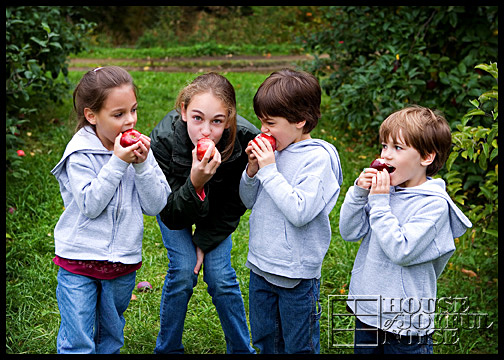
[114,133,140,163]
[190,145,221,192]
[193,246,204,275]
[133,134,151,164]
[245,141,259,177]
[357,168,377,189]
[369,170,390,195]
[250,136,275,169]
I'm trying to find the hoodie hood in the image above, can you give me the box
[285,138,343,186]
[395,177,472,237]
[51,126,110,180]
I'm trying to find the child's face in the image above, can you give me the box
[380,130,434,188]
[181,92,230,147]
[84,84,138,150]
[258,115,309,151]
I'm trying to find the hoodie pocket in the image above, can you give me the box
[72,211,112,250]
[249,211,292,263]
[353,256,408,300]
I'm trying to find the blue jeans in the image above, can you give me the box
[56,267,136,354]
[354,317,433,354]
[154,215,255,354]
[248,270,322,354]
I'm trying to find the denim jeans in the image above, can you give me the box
[154,215,255,354]
[354,317,433,354]
[56,267,136,354]
[248,270,322,354]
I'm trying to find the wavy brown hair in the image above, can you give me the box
[174,72,237,162]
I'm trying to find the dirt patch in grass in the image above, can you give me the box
[68,54,328,73]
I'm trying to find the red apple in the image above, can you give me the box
[253,133,276,151]
[137,281,152,292]
[197,138,216,161]
[120,129,142,147]
[370,158,395,173]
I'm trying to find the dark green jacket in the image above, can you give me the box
[150,110,260,253]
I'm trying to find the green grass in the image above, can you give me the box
[5,71,498,354]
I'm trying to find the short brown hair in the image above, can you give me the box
[379,105,452,176]
[253,69,321,133]
[73,66,136,133]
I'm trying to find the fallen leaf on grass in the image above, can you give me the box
[461,268,477,277]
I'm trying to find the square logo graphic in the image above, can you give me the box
[328,295,494,348]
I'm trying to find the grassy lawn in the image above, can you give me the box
[5,70,497,354]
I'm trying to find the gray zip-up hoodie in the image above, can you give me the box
[340,177,472,336]
[51,126,170,264]
[240,139,343,279]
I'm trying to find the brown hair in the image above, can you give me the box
[253,68,321,133]
[174,72,237,162]
[379,105,452,176]
[73,66,136,133]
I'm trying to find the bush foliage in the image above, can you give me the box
[5,6,95,176]
[300,6,498,135]
[445,63,498,240]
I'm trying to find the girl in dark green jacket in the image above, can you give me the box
[150,73,259,353]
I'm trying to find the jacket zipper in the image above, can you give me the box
[111,181,122,261]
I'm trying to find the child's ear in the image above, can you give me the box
[84,108,96,125]
[421,152,436,166]
[295,120,306,129]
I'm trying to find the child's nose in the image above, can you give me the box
[382,148,392,159]
[125,112,136,126]
[260,124,269,133]
[203,122,212,134]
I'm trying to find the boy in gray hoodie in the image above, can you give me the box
[239,69,343,353]
[339,106,471,354]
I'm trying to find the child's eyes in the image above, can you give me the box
[381,144,402,150]
[113,108,137,118]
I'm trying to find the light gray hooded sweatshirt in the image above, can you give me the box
[240,139,343,279]
[51,126,170,264]
[340,177,472,336]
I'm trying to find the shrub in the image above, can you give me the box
[299,6,498,141]
[6,6,95,176]
[444,62,498,241]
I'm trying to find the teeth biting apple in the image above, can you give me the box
[120,129,142,147]
[197,138,216,161]
[370,158,395,173]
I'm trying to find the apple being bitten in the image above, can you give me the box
[120,129,142,147]
[253,133,276,151]
[370,158,395,173]
[197,138,216,161]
